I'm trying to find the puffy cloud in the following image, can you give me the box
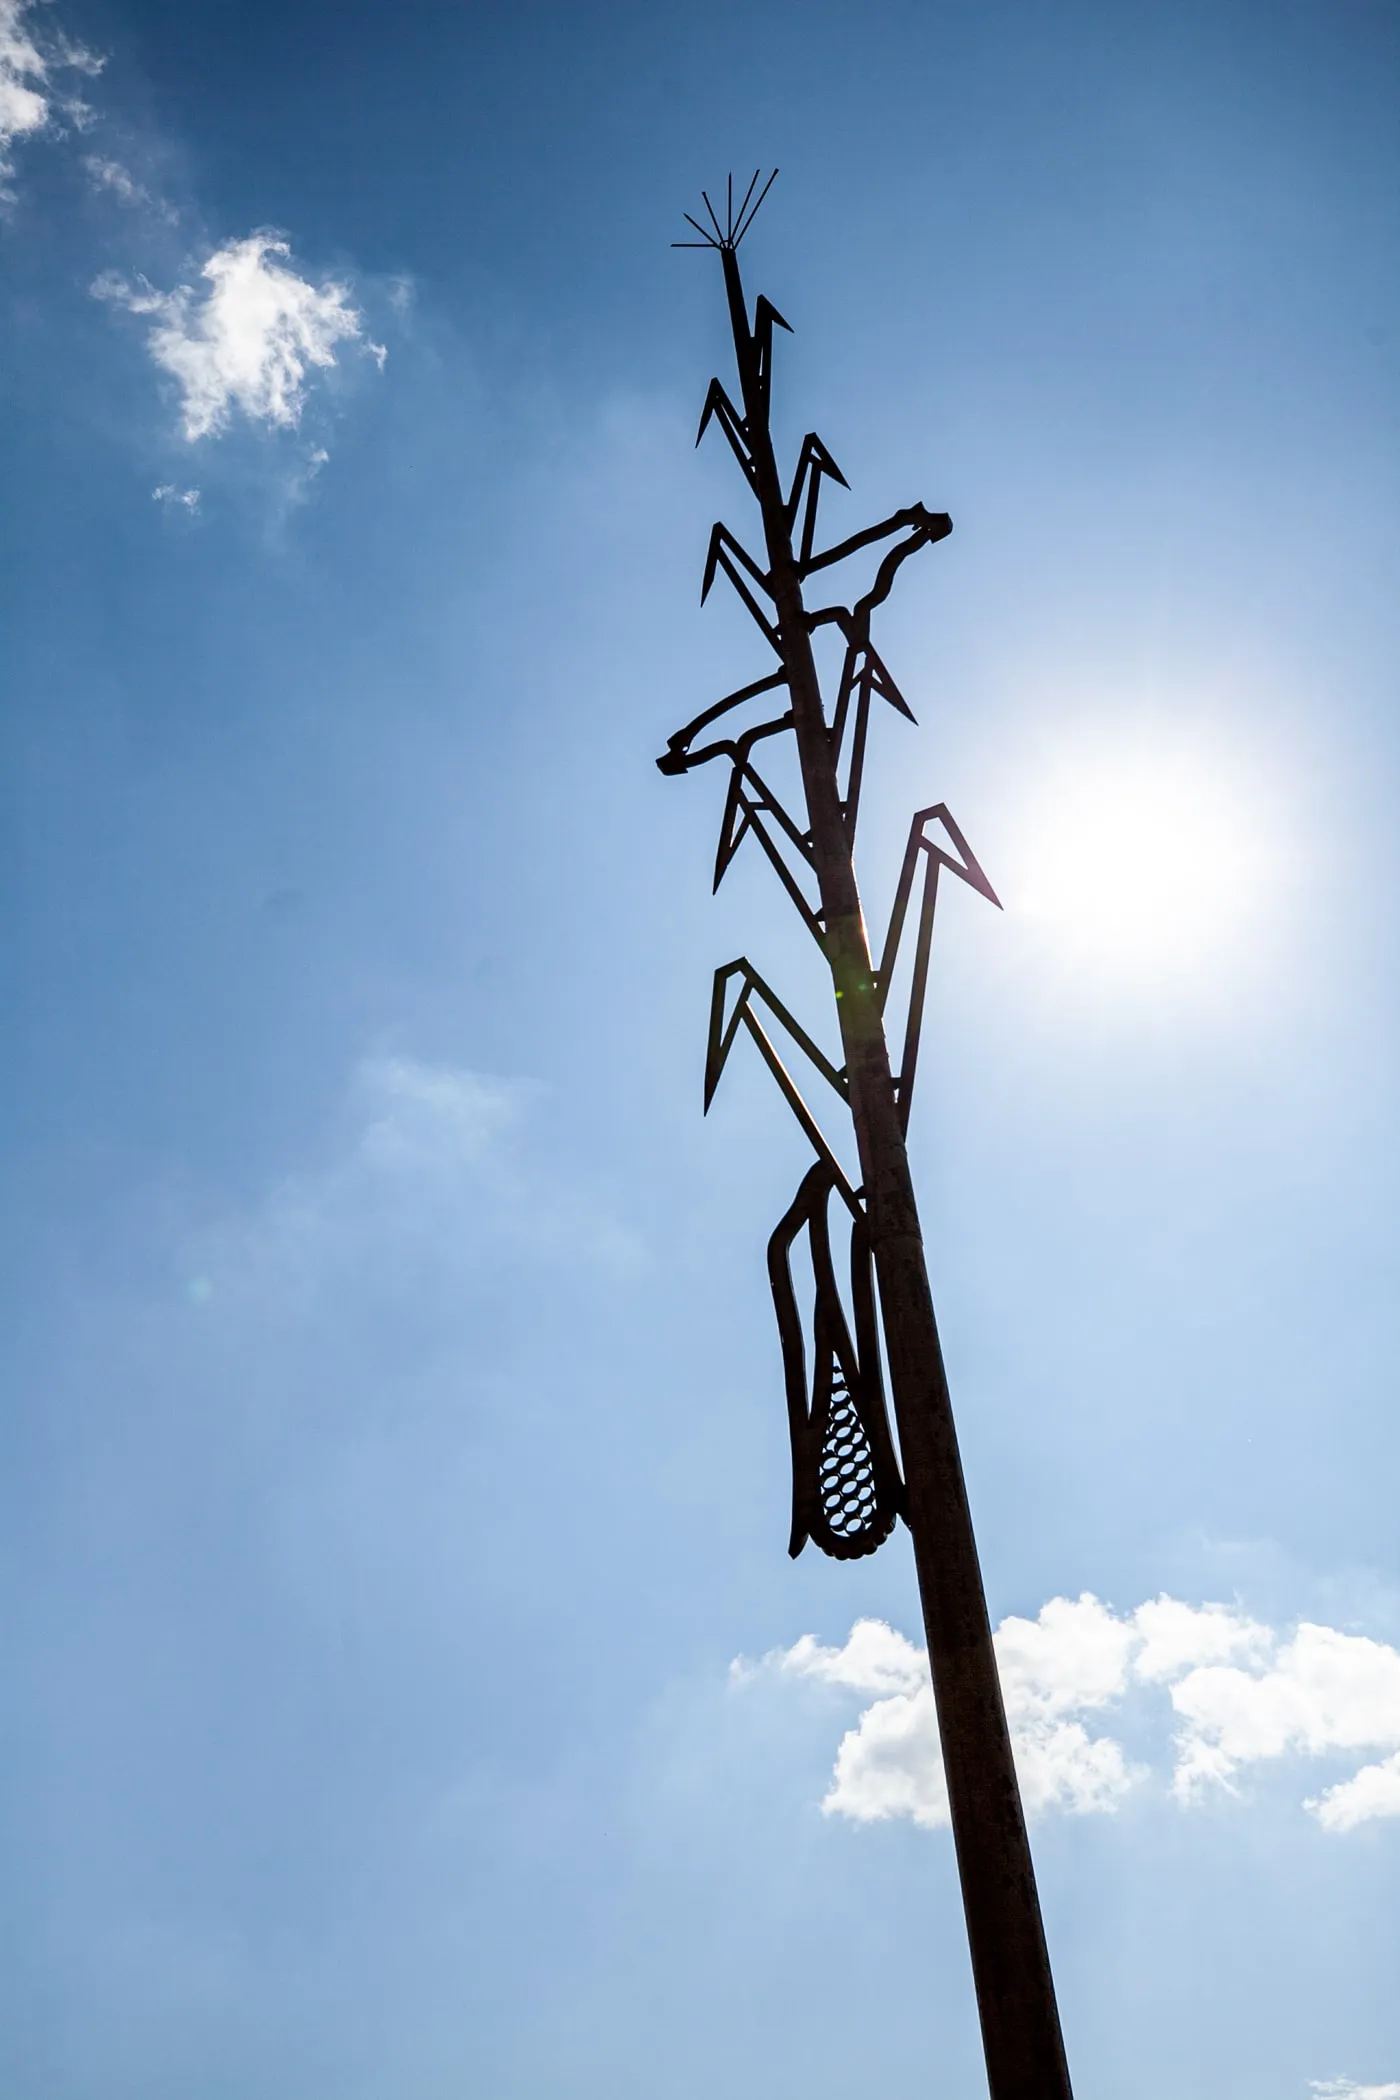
[1132,1593,1273,1682]
[827,1684,948,1827]
[777,1619,925,1697]
[779,1599,1147,1829]
[1,0,99,193]
[94,234,384,442]
[996,1590,1140,1717]
[1309,1751,1400,1835]
[993,1595,1148,1817]
[1311,2082,1400,2099]
[1170,1622,1400,1812]
[746,1595,1400,1834]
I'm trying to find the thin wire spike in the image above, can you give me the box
[675,172,777,256]
[733,167,778,242]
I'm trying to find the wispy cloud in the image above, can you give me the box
[152,482,199,511]
[82,150,174,220]
[1311,2081,1400,2099]
[0,0,100,196]
[188,1055,639,1317]
[93,233,385,442]
[741,1594,1400,1832]
[82,151,142,203]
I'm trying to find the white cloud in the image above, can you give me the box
[1170,1622,1400,1812]
[814,1674,1140,1829]
[779,1599,1147,1829]
[1132,1593,1273,1681]
[996,1590,1140,1717]
[776,1620,925,1697]
[152,483,199,511]
[0,0,47,176]
[1311,2081,1400,2099]
[993,1594,1149,1817]
[745,1595,1400,1833]
[1,0,99,193]
[1308,1750,1400,1834]
[826,1684,948,1827]
[94,234,384,442]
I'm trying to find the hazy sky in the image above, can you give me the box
[3,2,1399,2095]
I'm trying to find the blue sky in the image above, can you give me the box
[2,1,1398,2094]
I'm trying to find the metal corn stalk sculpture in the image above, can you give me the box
[660,174,1075,2100]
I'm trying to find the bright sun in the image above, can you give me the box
[1000,732,1278,985]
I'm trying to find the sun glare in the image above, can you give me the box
[1001,732,1279,988]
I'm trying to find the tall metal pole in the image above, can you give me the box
[662,179,1074,2099]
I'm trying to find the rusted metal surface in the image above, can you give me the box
[662,175,1075,2100]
